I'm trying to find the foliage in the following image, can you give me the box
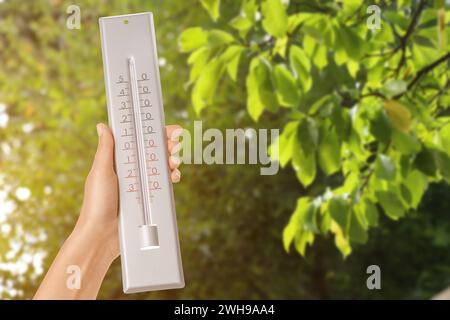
[0,0,313,300]
[181,0,450,257]
[1,0,450,300]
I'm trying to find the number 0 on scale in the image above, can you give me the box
[99,12,184,293]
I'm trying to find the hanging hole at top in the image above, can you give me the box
[124,19,129,25]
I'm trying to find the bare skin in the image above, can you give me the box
[33,123,182,300]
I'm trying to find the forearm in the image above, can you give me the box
[33,225,116,300]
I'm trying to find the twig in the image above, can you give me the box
[360,92,387,100]
[359,143,391,194]
[394,51,450,99]
[394,0,427,75]
[429,79,450,104]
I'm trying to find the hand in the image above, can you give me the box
[34,123,183,299]
[74,123,183,261]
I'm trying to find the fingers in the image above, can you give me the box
[166,125,182,183]
[169,155,181,170]
[166,125,183,141]
[92,123,181,185]
[171,168,181,183]
[168,140,182,154]
[92,123,115,173]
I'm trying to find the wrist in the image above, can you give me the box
[70,222,119,264]
[37,224,118,299]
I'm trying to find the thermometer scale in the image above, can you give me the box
[99,12,184,293]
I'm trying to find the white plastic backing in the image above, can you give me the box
[99,12,184,293]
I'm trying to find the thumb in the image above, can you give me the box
[92,123,115,172]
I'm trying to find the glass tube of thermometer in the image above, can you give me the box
[99,12,184,293]
[128,56,159,250]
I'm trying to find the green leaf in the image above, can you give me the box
[349,210,368,244]
[292,126,316,187]
[200,0,221,21]
[439,122,450,152]
[230,15,253,34]
[383,80,407,98]
[319,206,332,233]
[246,66,264,122]
[399,184,412,207]
[347,60,359,78]
[290,45,310,73]
[271,121,298,167]
[292,149,316,187]
[246,57,278,121]
[375,154,396,180]
[434,149,450,182]
[282,220,297,252]
[274,36,288,58]
[392,130,421,155]
[192,59,224,114]
[314,45,328,69]
[309,94,331,115]
[331,220,352,258]
[289,45,312,92]
[261,0,288,38]
[179,27,208,52]
[384,100,412,133]
[414,148,437,177]
[208,30,235,47]
[355,198,380,230]
[272,64,301,107]
[282,197,308,252]
[384,10,409,30]
[254,60,279,113]
[347,127,366,161]
[187,47,210,82]
[242,0,257,19]
[287,13,310,33]
[327,198,353,257]
[318,128,341,176]
[376,191,406,220]
[283,197,315,254]
[334,25,365,61]
[329,197,351,234]
[220,45,244,81]
[304,200,319,233]
[298,117,319,154]
[404,170,428,209]
[354,200,368,230]
[365,200,380,227]
[370,107,392,145]
[294,230,314,256]
[331,105,351,141]
[413,34,435,48]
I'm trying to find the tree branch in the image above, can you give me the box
[394,0,427,75]
[359,142,391,194]
[394,51,450,99]
[430,79,450,104]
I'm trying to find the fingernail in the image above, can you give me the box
[96,123,104,137]
[170,156,181,166]
[174,169,181,179]
[171,142,182,155]
[170,128,183,142]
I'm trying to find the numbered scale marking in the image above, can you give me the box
[100,12,184,294]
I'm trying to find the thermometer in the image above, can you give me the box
[99,12,184,293]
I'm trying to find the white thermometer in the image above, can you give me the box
[99,12,184,293]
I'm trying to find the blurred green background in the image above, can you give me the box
[1,0,450,299]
